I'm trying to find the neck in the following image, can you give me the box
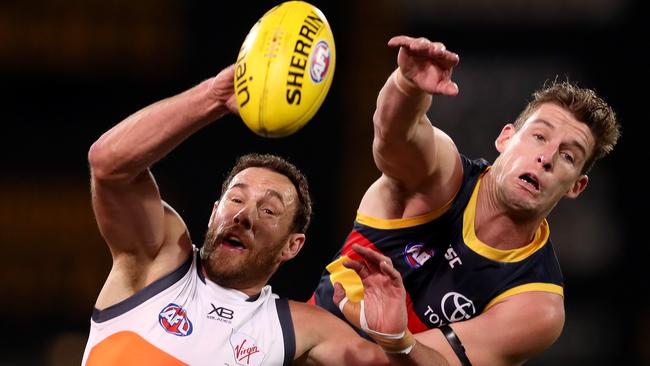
[201,265,266,297]
[476,171,546,250]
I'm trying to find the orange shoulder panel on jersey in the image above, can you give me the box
[86,331,187,366]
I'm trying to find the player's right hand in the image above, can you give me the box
[209,64,239,116]
[388,35,460,96]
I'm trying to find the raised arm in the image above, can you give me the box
[88,65,237,308]
[361,36,463,217]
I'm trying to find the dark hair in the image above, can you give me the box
[220,153,312,233]
[514,80,621,173]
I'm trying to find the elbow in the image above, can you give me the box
[524,301,566,359]
[372,109,388,141]
[88,139,112,180]
[542,302,565,345]
[88,138,129,182]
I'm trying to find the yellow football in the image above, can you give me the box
[234,1,336,138]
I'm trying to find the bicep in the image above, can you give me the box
[415,292,565,366]
[363,125,463,217]
[373,116,435,186]
[91,169,166,259]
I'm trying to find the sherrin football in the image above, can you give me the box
[234,1,336,138]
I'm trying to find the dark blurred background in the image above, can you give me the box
[0,0,645,365]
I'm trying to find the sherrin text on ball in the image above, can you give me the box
[234,1,336,137]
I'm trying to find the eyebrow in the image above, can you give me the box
[531,119,588,158]
[230,183,286,206]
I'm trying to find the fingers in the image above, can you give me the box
[387,35,414,48]
[351,243,391,267]
[342,244,404,285]
[332,282,363,329]
[379,259,403,283]
[217,63,236,79]
[226,94,239,114]
[415,41,459,67]
[437,51,460,69]
[333,282,346,304]
[389,35,441,53]
[342,258,364,273]
[388,35,459,66]
[440,80,459,97]
[350,244,401,279]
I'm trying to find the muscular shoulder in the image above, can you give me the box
[359,150,463,219]
[474,291,565,364]
[96,202,191,309]
[116,202,191,267]
[160,202,192,258]
[417,291,565,366]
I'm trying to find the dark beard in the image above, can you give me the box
[200,226,287,290]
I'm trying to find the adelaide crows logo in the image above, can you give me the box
[159,303,193,336]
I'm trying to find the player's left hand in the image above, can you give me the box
[333,244,408,335]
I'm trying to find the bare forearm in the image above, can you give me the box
[372,69,438,185]
[89,78,227,181]
[387,342,449,366]
[373,69,432,140]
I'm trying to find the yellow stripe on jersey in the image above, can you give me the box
[483,283,564,312]
[356,189,457,229]
[326,255,364,302]
[463,174,550,262]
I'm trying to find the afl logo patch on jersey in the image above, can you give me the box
[158,303,193,336]
[403,242,434,268]
[309,40,331,83]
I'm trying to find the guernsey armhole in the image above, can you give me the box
[356,184,460,230]
[483,283,564,312]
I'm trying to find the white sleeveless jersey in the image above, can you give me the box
[82,246,295,366]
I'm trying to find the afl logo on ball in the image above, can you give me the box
[309,40,331,83]
[159,303,193,336]
[403,242,433,268]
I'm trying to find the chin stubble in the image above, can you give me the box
[200,227,288,289]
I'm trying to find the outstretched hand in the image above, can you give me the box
[388,35,460,96]
[333,244,408,335]
[209,64,239,116]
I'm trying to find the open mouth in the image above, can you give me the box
[222,235,246,250]
[519,173,539,191]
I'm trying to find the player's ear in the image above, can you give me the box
[280,233,305,262]
[566,175,588,199]
[495,124,516,153]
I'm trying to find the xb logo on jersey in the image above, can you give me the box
[208,303,234,323]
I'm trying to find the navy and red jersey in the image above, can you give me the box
[310,155,564,334]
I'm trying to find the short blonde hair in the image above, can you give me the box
[514,80,620,173]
